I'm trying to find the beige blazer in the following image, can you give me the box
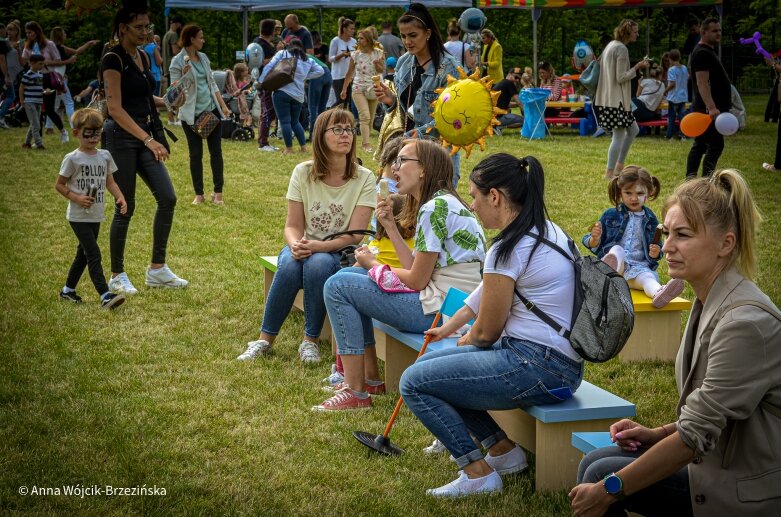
[594,40,636,112]
[674,267,781,515]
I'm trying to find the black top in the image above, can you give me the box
[399,63,425,132]
[252,37,277,75]
[492,79,518,111]
[0,40,8,82]
[100,44,155,121]
[689,43,731,113]
[281,27,313,51]
[314,43,328,64]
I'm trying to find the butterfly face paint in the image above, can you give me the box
[621,183,648,212]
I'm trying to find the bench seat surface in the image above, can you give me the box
[572,431,614,454]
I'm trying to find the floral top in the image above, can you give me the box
[414,191,486,268]
[351,48,383,93]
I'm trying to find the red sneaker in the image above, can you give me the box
[323,381,386,395]
[312,388,372,412]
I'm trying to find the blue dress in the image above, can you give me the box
[619,211,658,281]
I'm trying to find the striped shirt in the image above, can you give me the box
[21,70,44,104]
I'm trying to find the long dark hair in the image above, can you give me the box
[111,1,149,43]
[397,3,446,71]
[470,154,549,266]
[285,37,308,60]
[24,22,46,50]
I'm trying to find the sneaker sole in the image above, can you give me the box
[322,385,385,395]
[311,404,371,412]
[491,461,529,476]
[102,296,126,310]
[145,281,188,289]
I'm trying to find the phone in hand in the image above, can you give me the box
[85,185,98,212]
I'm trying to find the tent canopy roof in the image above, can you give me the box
[476,0,722,8]
[165,0,471,11]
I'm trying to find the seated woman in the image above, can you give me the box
[632,66,665,123]
[314,139,485,411]
[539,61,563,117]
[237,108,375,363]
[398,153,583,497]
[570,169,781,516]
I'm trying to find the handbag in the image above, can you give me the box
[193,110,219,138]
[579,57,600,96]
[323,229,376,268]
[87,89,108,119]
[261,54,297,92]
[163,79,188,113]
[44,70,66,93]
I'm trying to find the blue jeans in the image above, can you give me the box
[497,112,524,129]
[308,69,332,136]
[324,267,436,355]
[666,101,687,139]
[577,446,692,516]
[0,81,16,118]
[272,90,305,148]
[400,337,584,469]
[261,246,342,340]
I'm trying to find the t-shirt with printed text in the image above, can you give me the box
[59,149,118,223]
[286,161,376,241]
[414,191,486,268]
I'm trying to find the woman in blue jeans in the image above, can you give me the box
[314,139,485,412]
[259,37,323,155]
[401,153,583,497]
[237,109,375,364]
[307,56,332,140]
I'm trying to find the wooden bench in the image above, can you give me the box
[372,322,636,492]
[544,116,589,136]
[637,119,679,136]
[572,431,614,455]
[620,290,691,362]
[259,256,332,342]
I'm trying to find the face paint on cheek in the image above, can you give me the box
[637,194,647,204]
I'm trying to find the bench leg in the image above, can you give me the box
[376,333,418,392]
[620,311,682,362]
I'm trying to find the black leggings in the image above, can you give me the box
[181,108,224,195]
[42,90,64,131]
[686,120,724,178]
[331,78,353,110]
[66,221,109,295]
[104,120,177,273]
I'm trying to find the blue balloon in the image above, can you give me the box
[459,8,487,34]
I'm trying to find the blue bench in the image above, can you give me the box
[572,431,614,455]
[372,322,636,492]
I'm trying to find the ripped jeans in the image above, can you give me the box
[400,337,584,468]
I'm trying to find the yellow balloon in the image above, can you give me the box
[430,69,504,157]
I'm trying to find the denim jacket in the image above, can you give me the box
[385,51,460,138]
[581,203,662,271]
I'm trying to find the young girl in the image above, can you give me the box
[582,166,684,308]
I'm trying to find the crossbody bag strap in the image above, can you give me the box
[323,229,376,241]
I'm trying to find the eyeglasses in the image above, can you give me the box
[129,24,154,33]
[326,126,357,136]
[392,156,421,169]
[81,128,103,138]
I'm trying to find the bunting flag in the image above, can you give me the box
[477,0,722,7]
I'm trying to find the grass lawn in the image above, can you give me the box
[1,95,778,515]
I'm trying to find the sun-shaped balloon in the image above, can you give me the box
[428,68,505,158]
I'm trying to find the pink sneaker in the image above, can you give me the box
[601,253,620,272]
[652,279,685,308]
[312,388,372,412]
[323,381,386,395]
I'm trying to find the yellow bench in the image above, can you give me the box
[619,290,691,362]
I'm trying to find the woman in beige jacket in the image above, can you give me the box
[594,19,648,179]
[570,169,781,516]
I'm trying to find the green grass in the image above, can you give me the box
[1,96,779,515]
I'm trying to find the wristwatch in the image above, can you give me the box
[603,473,626,500]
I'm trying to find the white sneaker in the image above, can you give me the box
[484,445,529,475]
[237,339,272,360]
[258,145,278,152]
[109,272,138,295]
[322,364,344,386]
[145,264,188,288]
[60,130,70,143]
[0,119,8,129]
[426,470,502,498]
[423,438,448,455]
[298,341,321,363]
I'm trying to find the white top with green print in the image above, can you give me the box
[414,191,486,268]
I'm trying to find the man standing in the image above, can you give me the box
[162,16,183,124]
[491,68,524,134]
[253,19,278,152]
[281,14,313,55]
[686,18,731,178]
[377,22,404,62]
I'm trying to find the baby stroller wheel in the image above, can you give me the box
[231,127,251,141]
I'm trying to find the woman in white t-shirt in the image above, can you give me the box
[443,20,475,72]
[400,153,583,498]
[632,66,665,123]
[329,17,356,110]
[237,108,375,364]
[314,139,485,412]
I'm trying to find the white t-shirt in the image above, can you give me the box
[59,149,118,223]
[637,78,665,111]
[329,37,356,80]
[444,41,472,69]
[414,192,486,268]
[466,221,580,361]
[285,161,376,241]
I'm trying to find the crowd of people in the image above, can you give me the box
[2,2,780,512]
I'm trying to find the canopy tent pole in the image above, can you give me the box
[716,3,723,59]
[532,7,541,87]
[319,7,323,38]
[645,8,650,57]
[242,6,248,49]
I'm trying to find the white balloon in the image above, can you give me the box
[715,112,739,136]
[245,43,264,71]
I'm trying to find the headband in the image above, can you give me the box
[402,12,428,29]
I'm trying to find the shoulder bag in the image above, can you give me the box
[261,53,298,92]
[579,56,600,96]
[323,229,376,268]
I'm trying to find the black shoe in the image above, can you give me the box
[59,290,83,303]
[101,292,126,310]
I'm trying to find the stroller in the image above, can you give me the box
[213,70,255,142]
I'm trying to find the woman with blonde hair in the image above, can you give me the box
[480,29,503,83]
[342,27,384,153]
[594,19,649,179]
[571,169,781,516]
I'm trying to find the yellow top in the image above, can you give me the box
[631,289,692,312]
[374,236,414,268]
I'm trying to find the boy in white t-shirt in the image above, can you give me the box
[55,108,128,309]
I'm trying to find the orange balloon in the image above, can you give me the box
[680,112,712,138]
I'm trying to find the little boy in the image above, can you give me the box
[20,54,45,149]
[663,49,689,140]
[55,108,128,309]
